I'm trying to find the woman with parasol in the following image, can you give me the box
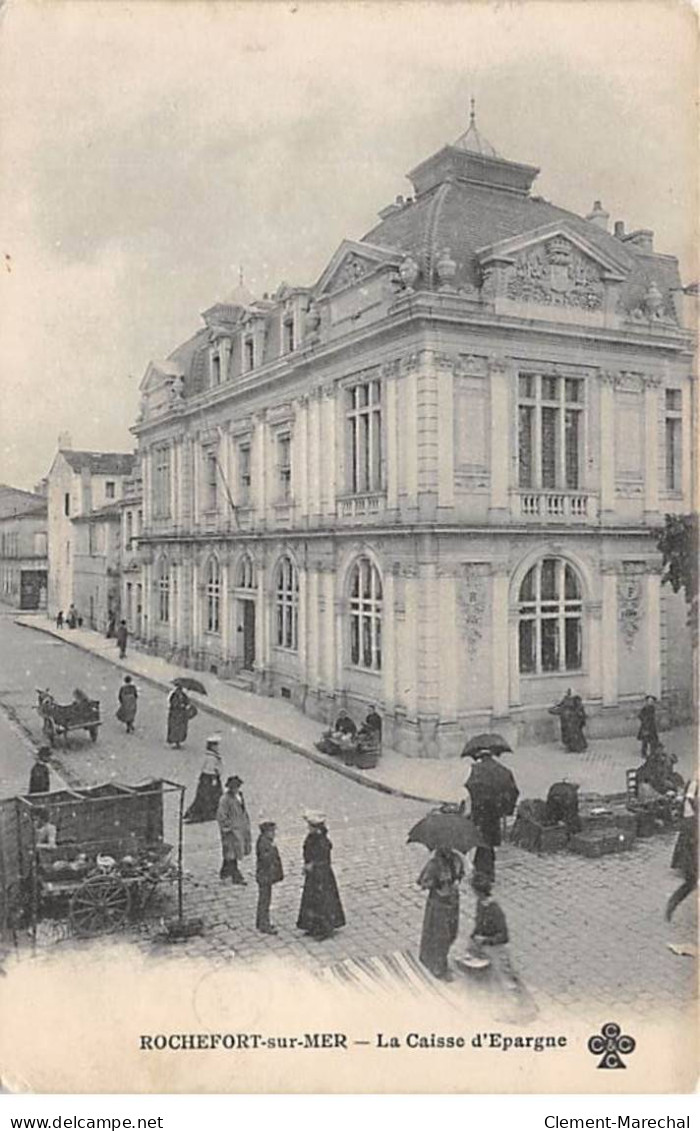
[409,807,482,981]
[462,734,519,884]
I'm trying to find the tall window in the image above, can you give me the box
[665,389,682,492]
[211,352,221,387]
[346,379,382,494]
[153,446,171,518]
[518,374,583,490]
[275,557,298,650]
[244,337,255,372]
[125,511,133,549]
[237,554,255,589]
[206,557,221,633]
[205,452,218,512]
[238,443,251,505]
[105,481,115,500]
[284,318,295,354]
[64,493,70,517]
[277,433,292,501]
[349,557,382,671]
[518,558,583,674]
[156,558,170,624]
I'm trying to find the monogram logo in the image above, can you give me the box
[587,1022,636,1069]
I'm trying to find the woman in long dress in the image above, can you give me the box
[184,738,223,823]
[166,686,196,749]
[297,813,346,940]
[417,847,464,980]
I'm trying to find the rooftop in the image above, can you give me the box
[61,451,136,477]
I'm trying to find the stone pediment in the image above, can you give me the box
[315,240,401,297]
[139,359,184,394]
[476,224,627,314]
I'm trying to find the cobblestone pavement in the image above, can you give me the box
[0,610,695,1019]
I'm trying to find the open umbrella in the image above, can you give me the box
[461,733,512,759]
[171,676,207,696]
[407,810,485,854]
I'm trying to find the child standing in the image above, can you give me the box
[256,820,284,934]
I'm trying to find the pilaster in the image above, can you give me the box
[599,371,616,516]
[488,355,510,517]
[381,568,396,713]
[491,562,510,716]
[321,386,337,519]
[437,569,459,720]
[382,362,400,511]
[601,564,619,706]
[436,354,455,512]
[643,375,661,517]
[645,569,662,697]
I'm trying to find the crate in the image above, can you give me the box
[581,807,637,835]
[569,827,637,858]
[539,826,570,853]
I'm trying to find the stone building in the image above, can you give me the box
[46,435,135,619]
[0,485,48,610]
[133,113,694,757]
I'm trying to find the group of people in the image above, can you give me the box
[55,604,82,630]
[184,736,346,939]
[315,707,382,767]
[418,745,519,982]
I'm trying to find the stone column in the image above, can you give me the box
[221,559,230,661]
[599,371,617,517]
[416,545,440,716]
[308,391,322,522]
[586,600,603,700]
[320,387,337,519]
[488,356,510,518]
[297,397,309,521]
[298,562,308,678]
[643,375,660,518]
[383,362,400,512]
[436,355,455,513]
[322,568,337,692]
[402,563,419,718]
[402,356,419,515]
[255,564,267,676]
[416,352,439,520]
[381,567,396,715]
[645,569,662,698]
[437,567,458,721]
[601,564,619,706]
[681,380,692,506]
[491,562,511,717]
[306,566,319,692]
[142,449,152,528]
[253,414,267,526]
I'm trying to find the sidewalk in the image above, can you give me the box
[15,613,696,805]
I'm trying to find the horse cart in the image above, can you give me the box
[0,779,185,944]
[36,689,101,747]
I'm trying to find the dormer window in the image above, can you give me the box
[244,337,255,372]
[211,352,221,387]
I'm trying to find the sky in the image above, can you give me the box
[0,0,697,490]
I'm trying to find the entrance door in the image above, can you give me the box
[242,600,256,670]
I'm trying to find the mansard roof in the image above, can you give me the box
[61,451,136,477]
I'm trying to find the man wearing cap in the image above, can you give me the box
[184,735,223,823]
[216,775,252,884]
[255,820,284,934]
[28,747,52,795]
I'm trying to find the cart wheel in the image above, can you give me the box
[89,727,98,742]
[69,875,130,936]
[43,717,55,747]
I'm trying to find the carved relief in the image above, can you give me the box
[457,564,489,659]
[618,572,643,650]
[332,253,374,289]
[506,239,605,310]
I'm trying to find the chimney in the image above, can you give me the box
[614,220,626,240]
[58,431,72,450]
[586,200,609,231]
[623,229,654,253]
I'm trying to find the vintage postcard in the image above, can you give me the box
[0,0,697,1095]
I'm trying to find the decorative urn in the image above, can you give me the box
[436,247,457,290]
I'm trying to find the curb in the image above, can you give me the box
[14,618,443,807]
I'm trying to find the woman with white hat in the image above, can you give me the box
[184,735,224,823]
[296,812,345,940]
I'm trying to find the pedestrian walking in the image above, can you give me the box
[549,688,574,749]
[216,775,251,885]
[184,735,223,823]
[256,819,284,933]
[465,748,519,884]
[106,610,116,639]
[166,685,197,749]
[666,779,698,922]
[116,619,128,659]
[297,812,345,940]
[55,610,64,630]
[638,695,660,760]
[417,846,464,981]
[116,675,138,734]
[28,747,52,795]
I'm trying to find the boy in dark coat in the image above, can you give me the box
[255,820,284,934]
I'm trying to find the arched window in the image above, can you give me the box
[275,557,298,650]
[349,557,382,671]
[206,557,221,634]
[156,557,170,624]
[518,558,583,674]
[236,554,255,590]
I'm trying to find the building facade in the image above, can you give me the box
[46,436,135,619]
[132,117,695,757]
[0,486,48,610]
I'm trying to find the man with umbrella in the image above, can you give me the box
[462,734,519,884]
[408,807,482,981]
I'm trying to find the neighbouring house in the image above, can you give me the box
[46,434,135,621]
[129,110,695,757]
[0,485,48,610]
[119,470,144,639]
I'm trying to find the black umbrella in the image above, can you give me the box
[461,732,513,759]
[171,676,207,696]
[407,810,486,854]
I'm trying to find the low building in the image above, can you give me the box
[131,112,695,757]
[119,471,144,638]
[46,435,135,619]
[71,502,123,632]
[0,485,48,609]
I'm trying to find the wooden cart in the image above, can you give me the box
[36,689,101,747]
[0,779,185,942]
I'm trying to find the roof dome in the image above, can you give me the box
[453,99,499,158]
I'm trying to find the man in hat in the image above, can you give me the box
[216,775,251,884]
[255,819,284,934]
[28,747,52,795]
